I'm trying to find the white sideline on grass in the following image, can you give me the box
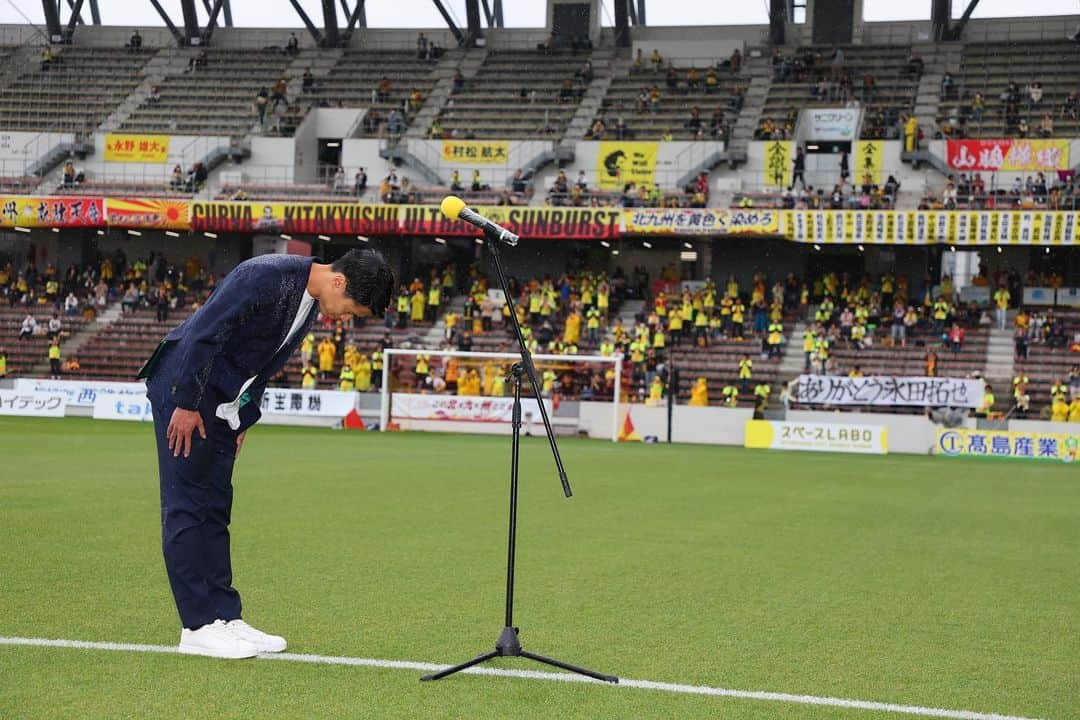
[0,635,1046,720]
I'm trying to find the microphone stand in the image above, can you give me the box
[420,237,617,684]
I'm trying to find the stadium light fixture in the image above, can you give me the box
[165,231,180,238]
[204,232,217,239]
[683,242,693,249]
[435,237,447,245]
[280,234,293,240]
[128,230,142,236]
[1045,247,1051,254]
[813,243,821,251]
[612,249,620,256]
[318,234,331,241]
[97,230,105,236]
[857,244,864,252]
[326,142,340,148]
[51,227,60,233]
[474,237,484,245]
[357,235,369,242]
[680,251,698,261]
[13,226,30,233]
[996,246,1002,253]
[949,245,956,252]
[642,241,653,249]
[600,240,610,248]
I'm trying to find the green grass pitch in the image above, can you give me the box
[0,417,1076,719]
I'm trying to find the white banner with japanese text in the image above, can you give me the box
[391,393,551,423]
[796,375,983,408]
[745,419,887,455]
[259,388,356,418]
[14,378,147,408]
[0,390,67,417]
[92,395,154,422]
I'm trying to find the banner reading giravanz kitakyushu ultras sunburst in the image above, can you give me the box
[796,375,984,408]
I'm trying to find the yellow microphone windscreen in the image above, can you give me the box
[441,195,466,221]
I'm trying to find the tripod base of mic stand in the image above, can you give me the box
[420,627,618,683]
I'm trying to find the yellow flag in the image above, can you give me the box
[596,142,659,190]
[763,141,792,188]
[854,141,883,185]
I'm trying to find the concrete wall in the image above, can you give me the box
[340,138,395,188]
[408,139,554,188]
[311,109,364,140]
[0,131,73,174]
[291,110,320,183]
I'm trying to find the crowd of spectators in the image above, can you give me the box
[921,171,1080,211]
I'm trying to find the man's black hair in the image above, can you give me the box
[331,248,395,317]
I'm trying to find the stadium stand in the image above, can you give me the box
[595,56,748,141]
[121,48,296,137]
[0,46,152,133]
[435,49,594,139]
[307,48,444,137]
[761,44,918,142]
[943,40,1080,139]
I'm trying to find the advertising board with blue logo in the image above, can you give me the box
[935,428,1078,462]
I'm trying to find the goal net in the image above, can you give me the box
[380,348,623,441]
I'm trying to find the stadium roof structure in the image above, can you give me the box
[15,0,1080,49]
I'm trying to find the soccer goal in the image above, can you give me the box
[380,348,623,441]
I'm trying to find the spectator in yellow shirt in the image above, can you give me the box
[689,377,708,406]
[1050,397,1069,423]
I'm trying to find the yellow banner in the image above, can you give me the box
[854,140,883,185]
[104,134,170,163]
[780,210,1080,245]
[440,140,509,164]
[763,140,792,189]
[596,141,659,190]
[936,428,1078,462]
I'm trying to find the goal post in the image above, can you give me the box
[380,348,623,442]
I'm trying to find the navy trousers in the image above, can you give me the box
[150,389,242,630]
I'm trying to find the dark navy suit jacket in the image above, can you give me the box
[140,254,318,434]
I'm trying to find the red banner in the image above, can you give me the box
[190,202,401,235]
[945,139,1070,172]
[398,205,621,240]
[0,196,103,228]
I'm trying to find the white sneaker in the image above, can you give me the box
[225,619,287,653]
[178,619,259,659]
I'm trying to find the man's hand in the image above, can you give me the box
[236,432,246,457]
[167,407,206,458]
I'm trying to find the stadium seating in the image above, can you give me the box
[0,306,88,376]
[0,47,151,133]
[306,49,443,137]
[436,50,592,139]
[596,62,747,141]
[946,41,1080,138]
[761,45,917,142]
[121,49,296,137]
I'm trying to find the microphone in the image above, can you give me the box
[440,195,519,247]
